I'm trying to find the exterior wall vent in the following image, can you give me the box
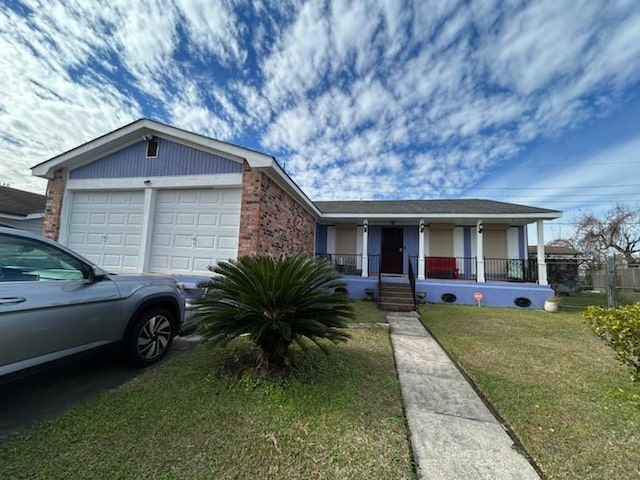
[441,293,457,303]
[146,139,159,158]
[514,297,532,308]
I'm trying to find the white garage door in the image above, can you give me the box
[66,191,144,272]
[149,188,241,275]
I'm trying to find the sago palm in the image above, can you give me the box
[190,253,354,368]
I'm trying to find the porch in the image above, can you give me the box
[315,253,555,309]
[337,275,554,310]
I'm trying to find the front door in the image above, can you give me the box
[381,228,403,274]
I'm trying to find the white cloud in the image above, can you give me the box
[0,0,638,222]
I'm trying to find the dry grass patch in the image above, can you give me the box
[420,304,640,480]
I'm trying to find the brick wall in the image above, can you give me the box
[238,161,315,256]
[42,168,66,240]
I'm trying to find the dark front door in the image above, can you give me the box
[381,228,403,274]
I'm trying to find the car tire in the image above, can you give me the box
[125,308,175,367]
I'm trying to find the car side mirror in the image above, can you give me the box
[89,266,107,283]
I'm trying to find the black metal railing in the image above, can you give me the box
[408,257,417,310]
[408,256,419,276]
[484,257,538,282]
[377,258,382,308]
[318,253,540,283]
[316,253,362,276]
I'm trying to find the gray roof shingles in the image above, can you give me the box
[314,199,560,215]
[0,186,46,217]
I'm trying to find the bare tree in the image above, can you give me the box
[574,203,640,266]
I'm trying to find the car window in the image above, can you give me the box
[0,234,88,282]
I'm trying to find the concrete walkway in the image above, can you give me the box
[387,312,541,480]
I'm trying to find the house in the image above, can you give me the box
[0,186,46,234]
[528,245,582,294]
[31,118,561,308]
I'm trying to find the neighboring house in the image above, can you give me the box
[528,245,582,294]
[31,118,561,308]
[0,186,46,234]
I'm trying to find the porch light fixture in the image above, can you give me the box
[363,220,368,233]
[419,220,425,233]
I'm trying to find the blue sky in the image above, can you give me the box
[1,0,639,240]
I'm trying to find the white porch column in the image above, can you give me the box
[536,220,548,285]
[476,219,485,283]
[418,220,425,279]
[361,220,368,277]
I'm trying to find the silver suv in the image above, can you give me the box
[0,227,185,380]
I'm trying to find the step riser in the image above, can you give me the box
[378,281,415,311]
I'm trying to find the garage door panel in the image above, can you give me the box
[66,190,144,273]
[170,257,191,270]
[128,213,143,225]
[126,234,141,246]
[89,213,106,225]
[177,213,196,226]
[220,214,240,227]
[193,258,215,272]
[85,233,104,246]
[175,235,193,248]
[150,188,240,275]
[196,236,215,248]
[222,190,241,204]
[83,253,101,264]
[198,213,218,226]
[219,236,237,249]
[154,234,172,247]
[105,234,124,246]
[150,256,169,270]
[108,213,126,225]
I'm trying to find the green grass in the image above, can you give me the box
[0,319,413,479]
[420,304,640,480]
[558,291,640,310]
[349,299,388,323]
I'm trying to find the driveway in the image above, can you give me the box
[0,336,200,442]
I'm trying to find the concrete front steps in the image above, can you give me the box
[379,281,415,311]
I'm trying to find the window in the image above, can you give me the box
[146,139,159,158]
[0,235,88,282]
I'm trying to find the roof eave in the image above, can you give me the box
[31,118,275,179]
[319,212,562,221]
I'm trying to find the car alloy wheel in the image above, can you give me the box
[126,308,175,366]
[137,313,172,360]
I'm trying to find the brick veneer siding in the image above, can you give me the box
[42,168,66,240]
[238,161,315,256]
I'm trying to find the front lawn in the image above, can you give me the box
[420,304,640,480]
[0,316,413,479]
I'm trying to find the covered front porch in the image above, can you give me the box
[313,199,562,309]
[315,218,552,285]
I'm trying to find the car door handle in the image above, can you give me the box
[0,297,26,305]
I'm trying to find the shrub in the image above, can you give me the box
[584,303,640,381]
[191,254,354,369]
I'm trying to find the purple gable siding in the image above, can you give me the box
[69,138,242,179]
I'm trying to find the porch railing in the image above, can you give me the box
[318,253,541,283]
[484,257,537,282]
[316,253,380,276]
[408,257,417,310]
